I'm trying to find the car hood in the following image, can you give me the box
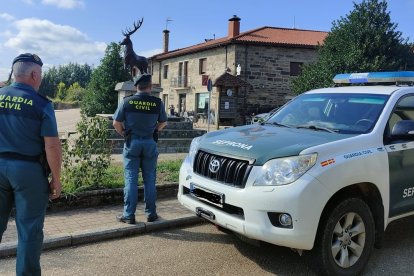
[198,124,354,165]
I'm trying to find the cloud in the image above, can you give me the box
[0,13,15,21]
[4,18,106,67]
[0,67,11,82]
[41,0,85,9]
[141,48,163,58]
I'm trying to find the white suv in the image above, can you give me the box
[178,71,414,275]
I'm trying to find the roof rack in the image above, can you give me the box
[333,71,414,85]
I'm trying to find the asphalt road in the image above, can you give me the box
[2,217,414,276]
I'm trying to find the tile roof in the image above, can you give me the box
[237,27,328,46]
[153,27,328,60]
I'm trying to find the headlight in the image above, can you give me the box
[253,153,317,186]
[187,136,202,164]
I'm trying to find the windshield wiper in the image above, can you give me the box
[262,122,292,128]
[296,125,337,133]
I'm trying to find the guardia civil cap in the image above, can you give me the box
[133,73,152,86]
[12,53,43,67]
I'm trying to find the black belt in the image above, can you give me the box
[0,152,40,162]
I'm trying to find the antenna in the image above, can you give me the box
[166,17,173,30]
[293,16,296,29]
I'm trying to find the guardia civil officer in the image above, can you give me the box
[113,74,167,224]
[0,53,62,275]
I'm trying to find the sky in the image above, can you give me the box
[0,0,413,81]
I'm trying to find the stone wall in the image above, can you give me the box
[235,44,319,116]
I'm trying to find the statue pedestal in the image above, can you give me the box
[115,81,163,107]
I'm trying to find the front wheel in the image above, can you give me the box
[312,198,375,276]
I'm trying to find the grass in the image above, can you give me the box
[62,159,183,194]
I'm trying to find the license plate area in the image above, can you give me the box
[189,183,225,208]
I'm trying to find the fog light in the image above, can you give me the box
[279,214,292,227]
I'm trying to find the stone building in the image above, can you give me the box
[149,16,328,126]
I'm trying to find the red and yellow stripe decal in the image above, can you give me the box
[320,159,335,167]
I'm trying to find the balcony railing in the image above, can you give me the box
[171,76,190,88]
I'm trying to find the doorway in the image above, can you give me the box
[162,94,168,113]
[179,94,186,114]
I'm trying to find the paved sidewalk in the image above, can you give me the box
[0,197,203,258]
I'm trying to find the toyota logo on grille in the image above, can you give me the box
[209,159,221,173]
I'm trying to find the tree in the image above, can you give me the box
[39,63,92,98]
[56,81,67,100]
[293,0,414,94]
[66,82,86,102]
[81,42,130,116]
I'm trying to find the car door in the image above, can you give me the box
[385,94,414,217]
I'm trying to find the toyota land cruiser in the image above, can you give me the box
[178,71,414,275]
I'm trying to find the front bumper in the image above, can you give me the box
[177,157,330,250]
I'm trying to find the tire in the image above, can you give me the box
[311,198,375,276]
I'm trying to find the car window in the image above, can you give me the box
[268,93,389,134]
[385,95,414,140]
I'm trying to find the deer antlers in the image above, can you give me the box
[122,18,144,37]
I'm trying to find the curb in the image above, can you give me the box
[0,215,204,258]
[46,183,178,212]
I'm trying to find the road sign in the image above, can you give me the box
[207,79,213,92]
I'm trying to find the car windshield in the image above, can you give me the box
[266,93,389,134]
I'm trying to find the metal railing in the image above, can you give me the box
[170,76,190,88]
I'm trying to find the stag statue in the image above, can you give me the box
[120,18,148,78]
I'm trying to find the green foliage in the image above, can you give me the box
[157,159,182,182]
[293,0,414,94]
[100,165,125,189]
[66,82,86,102]
[60,159,183,194]
[56,82,67,100]
[39,63,92,98]
[101,159,182,188]
[61,115,111,193]
[81,42,130,116]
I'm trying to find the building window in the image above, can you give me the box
[196,93,209,115]
[178,61,188,87]
[163,65,169,79]
[199,58,207,74]
[290,62,303,76]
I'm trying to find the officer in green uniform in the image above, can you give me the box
[0,53,62,276]
[113,74,167,224]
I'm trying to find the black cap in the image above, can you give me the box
[12,53,43,67]
[133,73,151,86]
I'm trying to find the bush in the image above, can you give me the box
[61,115,111,194]
[66,82,86,102]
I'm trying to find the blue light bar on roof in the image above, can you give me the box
[333,71,414,84]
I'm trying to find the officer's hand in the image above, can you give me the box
[49,178,62,200]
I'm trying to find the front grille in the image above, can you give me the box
[193,150,252,188]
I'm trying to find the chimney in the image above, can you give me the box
[163,29,170,53]
[228,15,241,38]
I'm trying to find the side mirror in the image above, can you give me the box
[391,120,414,140]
